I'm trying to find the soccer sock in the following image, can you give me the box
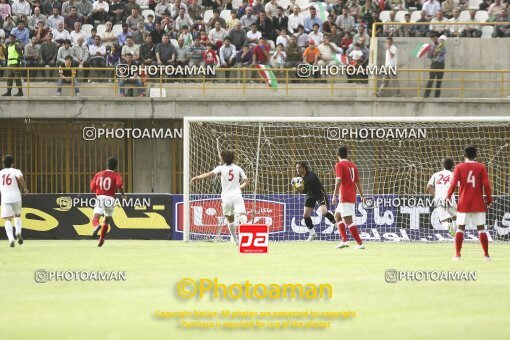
[347,223,362,245]
[337,222,347,242]
[92,217,100,228]
[455,230,464,257]
[14,217,22,235]
[478,230,489,257]
[100,224,108,239]
[228,222,238,243]
[304,217,315,234]
[324,212,336,225]
[5,220,14,242]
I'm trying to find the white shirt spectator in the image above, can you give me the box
[11,0,31,18]
[276,35,290,48]
[288,13,304,33]
[70,30,86,46]
[48,15,65,30]
[219,44,236,64]
[308,31,324,44]
[385,44,397,66]
[92,1,110,13]
[89,43,106,56]
[422,0,441,18]
[53,28,71,42]
[265,0,281,18]
[175,14,194,30]
[246,30,262,44]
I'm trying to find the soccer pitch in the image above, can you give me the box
[0,241,509,340]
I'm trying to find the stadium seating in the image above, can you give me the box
[295,0,310,9]
[112,24,123,36]
[170,39,179,48]
[204,10,214,24]
[232,0,244,10]
[96,24,106,36]
[220,10,232,22]
[410,10,422,22]
[469,0,483,10]
[142,9,156,22]
[396,11,408,22]
[82,24,93,36]
[380,11,409,22]
[481,26,494,38]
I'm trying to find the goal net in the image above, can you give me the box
[182,117,510,242]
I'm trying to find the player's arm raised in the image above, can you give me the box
[191,171,216,183]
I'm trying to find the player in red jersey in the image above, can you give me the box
[447,146,492,261]
[90,157,126,247]
[332,146,367,250]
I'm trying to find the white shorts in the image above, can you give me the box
[456,212,485,228]
[335,202,355,218]
[93,195,116,217]
[436,205,457,221]
[222,195,246,217]
[1,201,22,218]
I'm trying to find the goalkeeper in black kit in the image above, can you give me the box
[292,161,337,241]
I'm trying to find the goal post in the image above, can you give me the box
[183,116,510,243]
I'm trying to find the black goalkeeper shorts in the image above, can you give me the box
[305,194,329,209]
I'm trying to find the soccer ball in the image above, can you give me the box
[291,177,303,189]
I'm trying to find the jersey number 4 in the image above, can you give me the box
[98,177,112,190]
[1,174,13,185]
[467,170,476,187]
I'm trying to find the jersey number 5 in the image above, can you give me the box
[228,170,234,182]
[467,170,475,188]
[1,174,12,185]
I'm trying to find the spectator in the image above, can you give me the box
[276,28,289,48]
[48,8,65,30]
[336,8,355,34]
[126,8,143,32]
[61,0,77,17]
[400,13,414,37]
[150,21,164,44]
[28,6,48,30]
[76,0,93,24]
[252,0,264,16]
[449,8,464,37]
[424,33,447,98]
[288,5,304,34]
[92,0,109,24]
[155,0,169,19]
[383,10,400,37]
[252,37,269,65]
[192,17,206,37]
[132,22,145,45]
[329,25,342,46]
[124,0,141,17]
[240,7,257,30]
[121,36,139,62]
[0,0,11,21]
[322,15,336,37]
[237,0,249,18]
[227,22,247,51]
[360,0,378,19]
[145,14,156,32]
[207,9,226,30]
[155,34,176,65]
[119,53,145,96]
[304,7,322,33]
[175,7,193,31]
[169,0,187,20]
[493,7,510,37]
[10,20,29,47]
[70,21,85,46]
[265,0,279,18]
[24,36,40,79]
[353,25,370,47]
[235,43,252,75]
[256,11,272,39]
[65,6,83,31]
[341,32,352,53]
[347,0,361,18]
[3,15,16,35]
[11,0,31,20]
[39,32,58,78]
[101,21,116,46]
[430,10,448,36]
[72,35,88,68]
[33,21,49,44]
[317,35,342,67]
[218,37,236,81]
[346,36,369,83]
[106,44,119,67]
[3,34,23,96]
[413,10,430,37]
[308,23,323,45]
[160,13,175,37]
[272,7,288,38]
[109,0,125,24]
[139,34,155,65]
[284,35,300,68]
[422,0,441,20]
[89,35,106,69]
[53,21,71,46]
[175,36,189,67]
[377,37,400,97]
[463,10,482,37]
[117,23,132,46]
[202,41,217,79]
[86,27,97,46]
[188,0,201,21]
[488,0,505,20]
[441,0,456,18]
[208,21,227,50]
[295,24,308,52]
[56,39,75,65]
[302,39,319,78]
[246,23,261,46]
[56,55,79,96]
[179,25,193,47]
[41,0,62,16]
[188,37,205,66]
[227,10,239,32]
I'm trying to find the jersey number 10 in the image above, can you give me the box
[98,177,112,190]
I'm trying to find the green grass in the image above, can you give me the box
[0,241,509,340]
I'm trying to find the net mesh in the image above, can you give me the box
[185,120,510,242]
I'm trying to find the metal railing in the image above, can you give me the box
[0,66,509,98]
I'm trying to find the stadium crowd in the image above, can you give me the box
[0,0,509,94]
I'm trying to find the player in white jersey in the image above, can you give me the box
[0,155,29,247]
[427,158,457,236]
[191,150,250,244]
